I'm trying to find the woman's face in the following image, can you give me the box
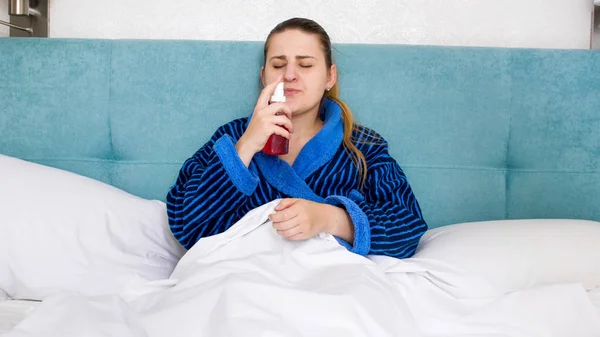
[262,29,336,118]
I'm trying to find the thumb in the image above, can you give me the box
[257,75,284,109]
[275,198,297,211]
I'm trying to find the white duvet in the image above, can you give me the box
[4,200,600,337]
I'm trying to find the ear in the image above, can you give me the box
[327,64,337,90]
[260,66,266,87]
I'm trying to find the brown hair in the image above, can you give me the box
[264,17,368,189]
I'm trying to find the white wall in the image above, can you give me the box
[0,0,9,37]
[594,6,600,49]
[48,0,594,49]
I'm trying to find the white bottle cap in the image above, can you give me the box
[270,82,286,103]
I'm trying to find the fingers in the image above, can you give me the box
[269,208,298,225]
[270,203,306,240]
[273,219,299,232]
[257,75,284,109]
[275,198,297,211]
[268,102,293,121]
[276,225,304,240]
[270,210,302,238]
[269,199,321,241]
[271,115,293,135]
[254,103,293,138]
[269,126,292,140]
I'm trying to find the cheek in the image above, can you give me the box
[304,73,326,91]
[308,81,327,97]
[263,69,283,84]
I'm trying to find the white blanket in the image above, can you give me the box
[5,200,600,337]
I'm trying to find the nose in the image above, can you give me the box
[283,64,298,82]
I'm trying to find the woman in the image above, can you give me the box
[166,18,427,259]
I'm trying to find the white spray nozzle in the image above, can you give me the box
[270,82,286,103]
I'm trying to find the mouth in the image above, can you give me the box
[284,89,300,96]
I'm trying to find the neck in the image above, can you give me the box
[291,106,323,140]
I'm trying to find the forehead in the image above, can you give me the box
[266,29,323,58]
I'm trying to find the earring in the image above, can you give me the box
[326,86,331,92]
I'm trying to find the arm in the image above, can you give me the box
[166,122,260,249]
[323,205,354,243]
[325,143,428,259]
[169,78,296,249]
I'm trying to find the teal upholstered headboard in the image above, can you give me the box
[1,38,599,228]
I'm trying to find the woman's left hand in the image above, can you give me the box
[269,198,355,242]
[268,198,328,240]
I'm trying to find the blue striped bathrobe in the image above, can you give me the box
[167,98,428,258]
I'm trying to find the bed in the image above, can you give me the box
[1,38,599,336]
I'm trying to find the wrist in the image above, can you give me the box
[323,204,354,243]
[235,137,256,167]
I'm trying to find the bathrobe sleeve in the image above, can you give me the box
[166,119,259,249]
[325,139,428,259]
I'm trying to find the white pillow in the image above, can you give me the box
[0,154,186,300]
[413,219,600,293]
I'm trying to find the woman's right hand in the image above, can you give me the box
[236,77,293,167]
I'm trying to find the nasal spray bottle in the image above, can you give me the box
[262,82,289,155]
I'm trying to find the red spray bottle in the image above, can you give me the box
[263,82,289,155]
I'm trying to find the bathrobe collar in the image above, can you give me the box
[252,98,344,200]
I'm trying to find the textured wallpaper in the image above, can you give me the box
[0,0,9,37]
[40,0,600,49]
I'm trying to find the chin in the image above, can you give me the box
[292,100,321,115]
[285,102,298,114]
[287,103,305,115]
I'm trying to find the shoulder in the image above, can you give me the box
[350,124,390,160]
[351,124,386,142]
[349,125,408,181]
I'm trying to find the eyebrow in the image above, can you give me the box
[269,55,317,61]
